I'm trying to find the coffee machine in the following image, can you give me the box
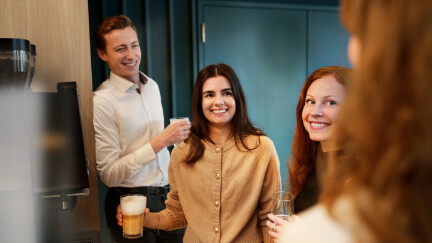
[0,38,89,242]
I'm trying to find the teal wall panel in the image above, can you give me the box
[170,0,194,117]
[307,10,351,72]
[146,0,173,118]
[200,4,308,186]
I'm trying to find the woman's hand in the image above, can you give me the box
[267,213,293,240]
[116,204,123,226]
[117,204,150,226]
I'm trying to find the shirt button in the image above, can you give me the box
[215,147,221,153]
[215,173,220,179]
[215,201,219,206]
[214,227,219,232]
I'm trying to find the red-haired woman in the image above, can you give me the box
[269,0,432,242]
[289,66,351,213]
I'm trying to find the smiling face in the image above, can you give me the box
[302,74,346,148]
[201,75,236,130]
[97,27,141,84]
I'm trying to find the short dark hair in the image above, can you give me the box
[95,15,137,52]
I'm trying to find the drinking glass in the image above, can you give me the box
[169,117,189,146]
[169,117,189,124]
[271,191,295,222]
[120,194,147,239]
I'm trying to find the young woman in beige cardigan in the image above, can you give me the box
[117,63,280,242]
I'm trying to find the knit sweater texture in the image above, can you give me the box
[161,135,280,243]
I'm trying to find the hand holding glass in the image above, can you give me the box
[271,191,295,222]
[120,194,147,239]
[169,117,190,145]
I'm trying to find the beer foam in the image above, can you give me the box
[121,195,147,215]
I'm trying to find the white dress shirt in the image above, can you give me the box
[93,72,169,187]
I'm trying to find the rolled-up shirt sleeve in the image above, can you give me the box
[93,94,156,187]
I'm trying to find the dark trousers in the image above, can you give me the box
[105,186,185,243]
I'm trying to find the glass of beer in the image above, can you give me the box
[120,194,147,239]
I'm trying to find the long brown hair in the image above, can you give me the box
[289,66,350,196]
[184,64,265,164]
[323,0,432,242]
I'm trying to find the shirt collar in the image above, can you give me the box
[108,72,147,93]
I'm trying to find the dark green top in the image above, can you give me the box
[294,146,328,214]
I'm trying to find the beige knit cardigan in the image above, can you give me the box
[160,135,280,243]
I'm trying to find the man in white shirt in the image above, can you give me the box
[93,15,190,242]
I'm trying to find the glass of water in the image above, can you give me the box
[271,191,295,222]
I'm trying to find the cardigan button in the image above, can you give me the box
[215,173,220,179]
[215,147,221,153]
[215,201,219,206]
[214,227,219,232]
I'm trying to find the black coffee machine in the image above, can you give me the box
[28,82,90,243]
